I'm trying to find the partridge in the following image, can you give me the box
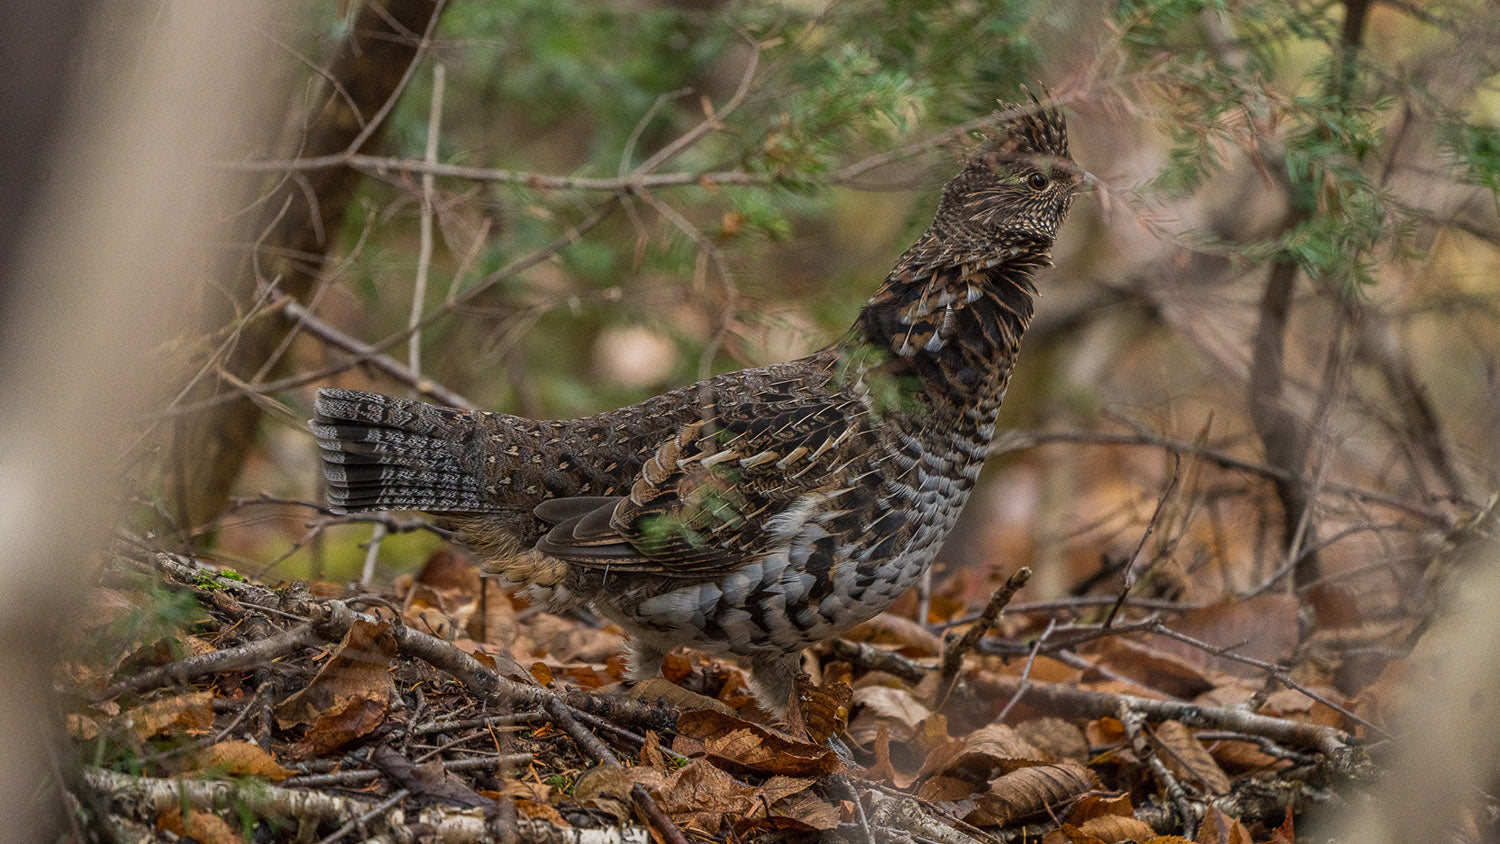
[313,100,1084,713]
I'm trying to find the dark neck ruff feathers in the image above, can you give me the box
[847,239,1045,412]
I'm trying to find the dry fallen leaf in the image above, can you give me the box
[631,677,736,715]
[970,761,1101,826]
[1152,720,1231,795]
[1205,737,1283,774]
[1015,716,1091,763]
[654,759,757,833]
[525,613,625,663]
[787,673,851,744]
[1081,636,1218,699]
[918,723,1047,785]
[677,709,841,777]
[850,685,932,737]
[844,612,944,655]
[1155,595,1300,680]
[1040,823,1105,844]
[157,807,244,844]
[1195,806,1253,844]
[1061,791,1134,824]
[274,619,397,756]
[123,690,216,742]
[183,740,294,781]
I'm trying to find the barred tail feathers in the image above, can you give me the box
[312,388,491,513]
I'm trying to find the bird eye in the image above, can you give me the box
[1027,172,1050,190]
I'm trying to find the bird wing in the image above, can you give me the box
[533,383,876,578]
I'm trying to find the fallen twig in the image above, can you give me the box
[1118,702,1198,834]
[95,623,320,701]
[81,766,650,844]
[935,567,1031,706]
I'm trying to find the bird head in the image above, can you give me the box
[931,98,1084,265]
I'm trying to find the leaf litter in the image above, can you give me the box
[61,532,1412,843]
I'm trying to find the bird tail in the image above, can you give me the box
[311,387,491,513]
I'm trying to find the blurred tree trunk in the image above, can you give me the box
[171,0,446,529]
[0,4,277,835]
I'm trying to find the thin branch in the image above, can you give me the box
[1118,702,1198,833]
[1104,456,1182,629]
[95,624,320,701]
[407,61,445,381]
[280,295,475,409]
[341,0,448,158]
[992,428,1458,526]
[934,568,1030,706]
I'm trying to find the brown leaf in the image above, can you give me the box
[851,686,933,735]
[124,691,215,741]
[768,790,841,830]
[994,654,1080,683]
[917,773,980,802]
[184,741,293,780]
[401,596,467,642]
[844,612,944,655]
[1261,687,1348,729]
[1152,721,1231,795]
[293,695,388,758]
[661,652,695,683]
[1015,717,1091,763]
[157,807,244,844]
[369,745,495,812]
[414,547,482,592]
[1268,808,1297,844]
[515,798,569,825]
[1075,813,1156,842]
[1081,637,1217,699]
[274,619,396,730]
[66,713,99,741]
[640,730,670,774]
[631,677,736,715]
[526,613,626,663]
[552,662,620,689]
[477,580,520,646]
[529,661,554,686]
[573,764,638,823]
[757,774,814,804]
[677,709,840,776]
[786,674,851,744]
[1062,791,1134,824]
[1041,825,1105,844]
[864,724,911,788]
[1195,807,1253,844]
[1205,738,1283,773]
[970,761,1100,826]
[1085,717,1125,748]
[918,723,1046,784]
[655,759,756,833]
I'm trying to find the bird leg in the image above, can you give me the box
[626,641,668,685]
[747,652,804,718]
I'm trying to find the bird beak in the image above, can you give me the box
[1081,171,1100,191]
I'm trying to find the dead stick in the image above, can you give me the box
[95,623,319,701]
[935,567,1031,705]
[285,754,534,788]
[630,784,691,844]
[142,550,680,733]
[543,697,619,767]
[1118,702,1197,834]
[543,698,688,844]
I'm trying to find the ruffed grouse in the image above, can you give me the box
[313,101,1083,713]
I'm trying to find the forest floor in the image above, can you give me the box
[58,508,1477,844]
